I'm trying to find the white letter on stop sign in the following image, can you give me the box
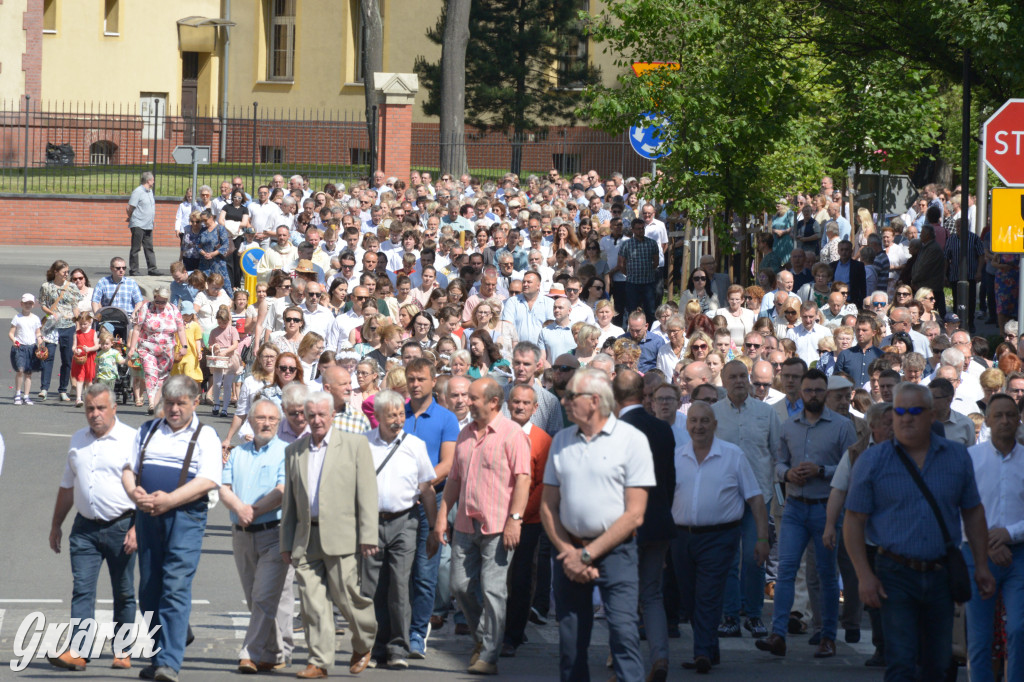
[993,130,1024,155]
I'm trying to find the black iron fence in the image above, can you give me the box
[0,99,656,196]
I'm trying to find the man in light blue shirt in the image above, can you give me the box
[821,202,851,249]
[540,297,576,365]
[501,272,553,345]
[220,399,293,672]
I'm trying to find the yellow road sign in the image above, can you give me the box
[991,188,1024,253]
[632,62,681,77]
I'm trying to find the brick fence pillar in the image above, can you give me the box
[373,73,419,183]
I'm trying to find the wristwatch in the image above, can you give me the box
[818,465,826,478]
[580,548,593,565]
[509,512,523,521]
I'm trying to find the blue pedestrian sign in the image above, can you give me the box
[629,113,672,160]
[241,248,264,277]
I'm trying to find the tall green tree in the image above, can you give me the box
[415,0,601,173]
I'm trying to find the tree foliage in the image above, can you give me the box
[414,0,601,133]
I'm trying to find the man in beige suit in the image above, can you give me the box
[280,391,378,679]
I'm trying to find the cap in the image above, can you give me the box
[294,259,316,274]
[21,293,35,303]
[548,283,567,298]
[827,375,853,391]
[179,300,195,315]
[944,312,960,323]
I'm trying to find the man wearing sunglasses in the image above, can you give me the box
[844,383,994,681]
[92,257,144,317]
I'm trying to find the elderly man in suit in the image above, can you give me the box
[831,240,866,308]
[280,391,379,679]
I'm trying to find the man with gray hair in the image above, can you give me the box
[127,170,160,276]
[221,398,294,673]
[540,368,655,681]
[280,390,379,678]
[121,376,222,680]
[501,341,564,436]
[882,307,931,358]
[361,390,437,670]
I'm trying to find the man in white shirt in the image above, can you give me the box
[966,395,1024,682]
[248,186,280,240]
[257,226,299,283]
[673,401,770,672]
[325,286,370,352]
[787,301,832,366]
[48,384,138,671]
[360,391,437,670]
[300,282,334,339]
[564,276,596,325]
[821,292,858,330]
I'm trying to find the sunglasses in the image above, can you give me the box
[284,317,302,323]
[71,276,85,281]
[893,406,925,416]
[306,293,323,298]
[563,390,592,400]
[112,266,126,271]
[552,364,577,372]
[278,366,298,373]
[690,343,708,351]
[872,302,887,307]
[745,342,762,349]
[692,276,706,281]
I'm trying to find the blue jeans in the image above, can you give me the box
[68,514,137,657]
[638,541,671,662]
[876,553,953,681]
[136,500,208,672]
[770,498,839,641]
[554,539,643,682]
[722,502,769,620]
[964,542,1024,682]
[673,525,741,661]
[410,496,442,640]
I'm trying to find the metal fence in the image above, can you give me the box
[0,99,655,196]
[0,100,369,196]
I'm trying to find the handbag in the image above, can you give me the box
[892,444,973,604]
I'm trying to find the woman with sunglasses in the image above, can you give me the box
[38,259,83,401]
[268,306,305,355]
[259,352,304,406]
[683,330,713,363]
[352,312,386,356]
[775,298,803,338]
[125,285,188,414]
[582,276,608,311]
[913,287,939,324]
[679,268,719,315]
[655,315,689,375]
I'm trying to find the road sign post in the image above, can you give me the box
[172,145,212,211]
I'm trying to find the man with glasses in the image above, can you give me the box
[126,171,160,276]
[563,277,595,324]
[300,283,332,339]
[713,361,781,641]
[540,369,654,681]
[751,360,783,403]
[844,383,994,682]
[950,330,986,379]
[92,257,144,317]
[324,286,369,352]
[743,332,766,362]
[929,378,975,446]
[757,370,856,659]
[494,256,523,298]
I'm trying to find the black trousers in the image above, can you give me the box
[129,227,157,274]
[951,280,977,331]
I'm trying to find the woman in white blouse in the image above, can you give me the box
[713,284,756,347]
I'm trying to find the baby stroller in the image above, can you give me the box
[94,306,135,405]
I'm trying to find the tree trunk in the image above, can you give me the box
[439,0,471,177]
[361,0,384,176]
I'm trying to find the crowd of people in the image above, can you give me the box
[31,169,1023,682]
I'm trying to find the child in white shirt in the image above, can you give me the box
[9,294,43,405]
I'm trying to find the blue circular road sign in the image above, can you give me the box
[241,248,264,277]
[629,113,672,160]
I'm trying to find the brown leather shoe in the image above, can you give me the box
[111,655,131,669]
[349,651,372,674]
[814,637,837,658]
[47,651,86,670]
[296,664,328,679]
[430,615,445,629]
[238,658,258,674]
[755,633,787,656]
[258,660,287,672]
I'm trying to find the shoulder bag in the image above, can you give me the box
[892,445,973,604]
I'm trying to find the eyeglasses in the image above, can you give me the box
[552,365,577,372]
[306,293,323,298]
[285,409,304,418]
[563,391,593,400]
[743,295,753,300]
[745,342,762,349]
[284,317,302,323]
[279,283,292,289]
[690,343,708,350]
[278,365,298,373]
[896,291,911,296]
[692,276,706,281]
[565,288,581,294]
[112,266,126,271]
[252,415,280,423]
[752,382,772,388]
[71,276,85,281]
[893,406,925,416]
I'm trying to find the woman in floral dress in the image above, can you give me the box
[126,286,188,413]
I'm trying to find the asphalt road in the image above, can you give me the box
[0,246,973,680]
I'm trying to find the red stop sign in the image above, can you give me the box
[984,99,1024,186]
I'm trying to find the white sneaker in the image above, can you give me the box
[13,396,22,405]
[38,390,47,400]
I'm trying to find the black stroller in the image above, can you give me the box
[94,306,134,405]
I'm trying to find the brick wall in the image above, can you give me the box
[22,0,42,103]
[0,194,181,246]
[378,103,411,181]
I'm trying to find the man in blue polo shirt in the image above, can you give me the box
[620,309,665,373]
[403,357,460,659]
[844,382,994,682]
[834,315,883,387]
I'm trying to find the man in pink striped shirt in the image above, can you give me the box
[430,377,531,675]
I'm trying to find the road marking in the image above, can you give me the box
[0,599,63,603]
[21,432,73,438]
[96,599,210,605]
